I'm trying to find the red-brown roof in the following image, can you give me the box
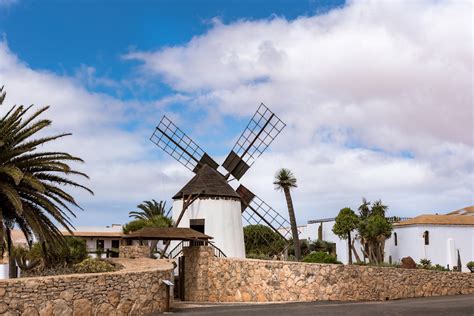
[394,214,474,227]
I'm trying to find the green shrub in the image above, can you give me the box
[74,258,117,274]
[419,258,432,269]
[467,261,474,271]
[246,253,271,260]
[244,225,286,257]
[65,237,88,263]
[417,259,450,272]
[302,251,341,264]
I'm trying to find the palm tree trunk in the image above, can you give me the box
[347,231,352,264]
[283,187,301,261]
[6,229,17,278]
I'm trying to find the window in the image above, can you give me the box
[394,232,398,246]
[96,239,104,251]
[423,231,429,245]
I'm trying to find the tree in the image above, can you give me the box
[243,225,286,257]
[274,168,301,261]
[129,200,171,220]
[0,87,92,276]
[332,207,359,264]
[357,199,392,265]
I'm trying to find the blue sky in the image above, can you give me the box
[0,0,472,227]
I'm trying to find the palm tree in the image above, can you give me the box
[274,168,301,261]
[0,87,92,275]
[129,200,171,220]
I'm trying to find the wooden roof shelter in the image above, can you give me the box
[122,227,213,241]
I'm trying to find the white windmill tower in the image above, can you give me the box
[150,104,295,258]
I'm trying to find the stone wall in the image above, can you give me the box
[119,245,150,258]
[0,258,174,315]
[184,246,474,303]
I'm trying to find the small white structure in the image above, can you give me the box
[172,165,245,258]
[386,206,474,272]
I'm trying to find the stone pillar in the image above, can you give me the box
[182,246,213,301]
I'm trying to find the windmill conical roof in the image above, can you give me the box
[172,164,240,200]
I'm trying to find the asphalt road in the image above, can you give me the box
[163,295,474,316]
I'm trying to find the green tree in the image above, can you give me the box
[0,87,92,276]
[357,199,392,265]
[332,207,359,264]
[243,225,286,257]
[274,168,301,261]
[129,199,171,220]
[123,215,173,234]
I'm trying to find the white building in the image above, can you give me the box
[299,206,474,271]
[386,206,474,272]
[61,224,124,258]
[171,164,245,258]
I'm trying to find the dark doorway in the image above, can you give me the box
[110,239,120,257]
[190,218,205,233]
[190,219,205,246]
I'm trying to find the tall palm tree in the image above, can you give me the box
[0,87,92,274]
[129,199,171,220]
[274,168,301,261]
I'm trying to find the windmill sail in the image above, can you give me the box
[150,116,219,173]
[237,185,294,240]
[223,103,286,180]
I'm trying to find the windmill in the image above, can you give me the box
[150,103,294,257]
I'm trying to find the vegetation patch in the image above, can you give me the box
[302,251,341,264]
[74,258,117,274]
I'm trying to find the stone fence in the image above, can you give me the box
[0,258,174,315]
[119,245,150,259]
[183,246,474,302]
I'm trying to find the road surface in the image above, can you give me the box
[163,295,474,315]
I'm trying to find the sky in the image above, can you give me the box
[0,0,472,227]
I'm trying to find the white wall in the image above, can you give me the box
[385,225,474,272]
[172,198,245,258]
[0,264,8,279]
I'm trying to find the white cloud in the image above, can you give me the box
[125,0,473,219]
[0,41,189,226]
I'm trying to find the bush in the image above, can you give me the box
[417,259,450,272]
[419,258,432,269]
[467,261,474,272]
[74,258,117,274]
[244,225,286,257]
[302,251,341,264]
[246,253,272,260]
[65,237,88,263]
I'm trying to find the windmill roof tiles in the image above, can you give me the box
[172,164,240,199]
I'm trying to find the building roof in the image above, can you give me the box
[394,214,474,227]
[446,205,474,216]
[172,164,240,199]
[122,227,213,241]
[60,225,123,238]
